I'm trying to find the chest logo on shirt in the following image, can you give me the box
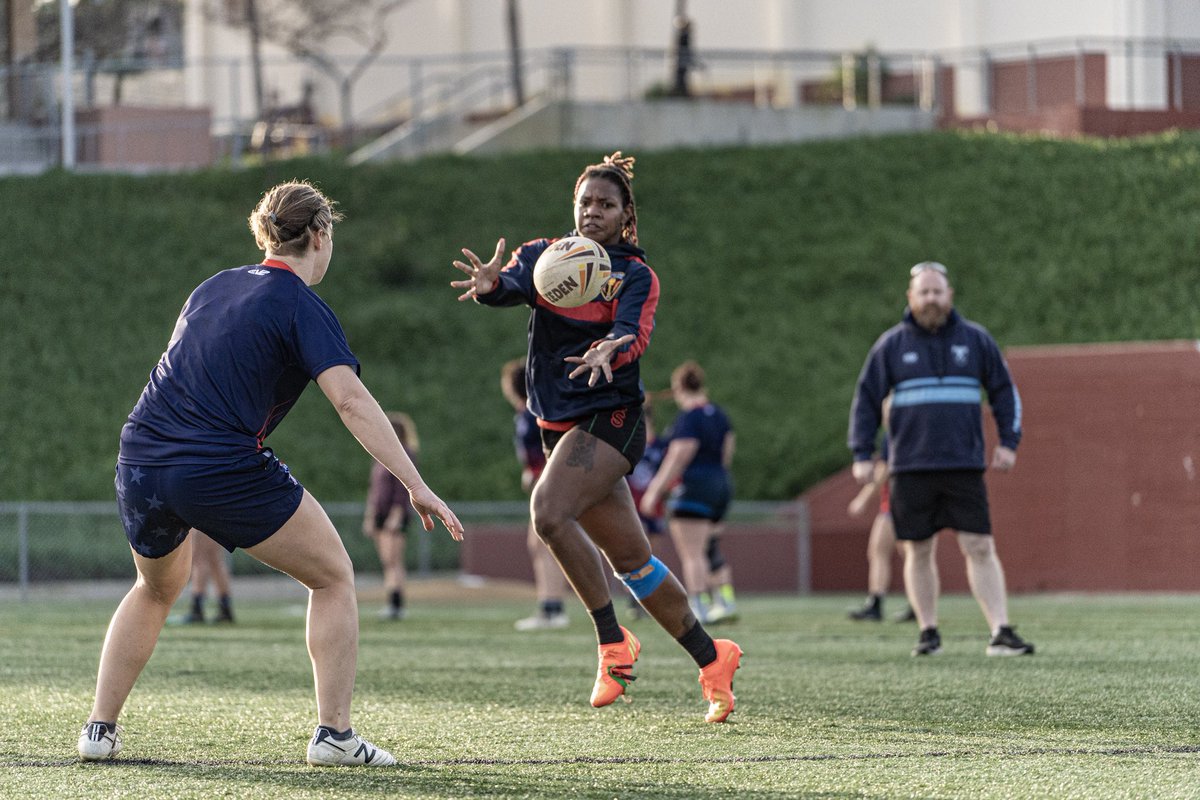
[248,268,270,276]
[952,345,970,365]
[599,272,625,302]
[902,351,919,364]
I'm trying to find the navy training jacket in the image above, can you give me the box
[848,308,1022,473]
[477,236,658,422]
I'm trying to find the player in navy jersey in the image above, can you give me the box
[363,412,420,621]
[78,181,463,767]
[502,358,571,631]
[451,152,742,723]
[641,361,737,624]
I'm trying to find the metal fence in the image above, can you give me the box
[0,500,522,599]
[0,499,798,600]
[8,36,1199,174]
[0,44,940,173]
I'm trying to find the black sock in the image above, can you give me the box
[190,594,204,616]
[541,599,564,617]
[389,590,404,610]
[589,601,623,645]
[677,620,718,668]
[868,593,882,610]
[318,725,354,740]
[218,595,233,614]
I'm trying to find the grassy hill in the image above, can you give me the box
[4,131,1200,503]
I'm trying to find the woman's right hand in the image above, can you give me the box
[408,483,465,541]
[451,238,506,301]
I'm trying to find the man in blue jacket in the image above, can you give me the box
[848,262,1034,657]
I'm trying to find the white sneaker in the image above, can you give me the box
[78,721,122,761]
[306,727,396,767]
[514,612,569,631]
[706,604,740,624]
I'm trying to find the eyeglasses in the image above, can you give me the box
[910,261,948,277]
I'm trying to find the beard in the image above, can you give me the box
[912,303,951,331]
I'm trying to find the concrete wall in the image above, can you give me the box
[461,99,936,156]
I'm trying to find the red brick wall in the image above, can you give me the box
[989,53,1106,113]
[804,341,1200,593]
[75,106,212,169]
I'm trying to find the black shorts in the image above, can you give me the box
[668,471,733,522]
[889,469,991,541]
[540,404,646,474]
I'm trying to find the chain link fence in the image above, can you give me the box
[0,500,806,600]
[0,500,531,600]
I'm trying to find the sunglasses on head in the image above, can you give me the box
[910,261,948,277]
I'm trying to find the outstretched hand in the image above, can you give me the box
[565,335,636,387]
[408,484,465,541]
[451,238,506,301]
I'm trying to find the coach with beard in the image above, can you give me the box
[848,261,1035,659]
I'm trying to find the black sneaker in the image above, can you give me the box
[892,606,917,623]
[912,627,942,656]
[848,599,882,622]
[986,625,1034,656]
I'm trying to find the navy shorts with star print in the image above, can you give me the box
[114,449,305,558]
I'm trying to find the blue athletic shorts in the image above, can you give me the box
[114,449,305,558]
[668,471,732,523]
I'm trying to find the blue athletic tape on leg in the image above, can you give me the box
[617,556,669,600]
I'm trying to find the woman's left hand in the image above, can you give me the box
[408,483,465,541]
[565,334,636,387]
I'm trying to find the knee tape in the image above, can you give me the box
[616,556,669,600]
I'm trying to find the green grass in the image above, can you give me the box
[6,131,1200,505]
[2,590,1198,798]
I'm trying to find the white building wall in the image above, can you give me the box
[182,0,1200,129]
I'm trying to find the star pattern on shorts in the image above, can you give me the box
[129,466,146,485]
[146,494,164,511]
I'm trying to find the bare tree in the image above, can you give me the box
[219,0,410,143]
[35,0,183,106]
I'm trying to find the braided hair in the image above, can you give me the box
[248,180,343,255]
[573,151,639,246]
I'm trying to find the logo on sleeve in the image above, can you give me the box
[952,345,969,365]
[902,351,918,364]
[599,272,625,302]
[248,268,270,276]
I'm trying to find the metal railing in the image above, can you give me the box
[7,36,1200,174]
[0,499,802,600]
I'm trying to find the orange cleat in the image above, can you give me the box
[698,639,743,723]
[590,626,641,707]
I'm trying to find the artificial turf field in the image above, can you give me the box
[1,582,1198,799]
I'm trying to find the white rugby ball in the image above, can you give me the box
[533,236,612,308]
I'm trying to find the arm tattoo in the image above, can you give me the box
[565,433,596,471]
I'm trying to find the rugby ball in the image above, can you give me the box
[533,236,612,308]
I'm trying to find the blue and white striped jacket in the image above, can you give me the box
[848,309,1021,473]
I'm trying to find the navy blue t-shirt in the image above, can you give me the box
[119,263,359,464]
[671,403,732,481]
